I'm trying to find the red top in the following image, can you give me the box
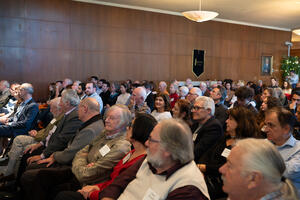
[89,150,146,200]
[169,93,179,108]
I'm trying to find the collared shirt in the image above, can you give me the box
[260,190,282,200]
[277,135,300,195]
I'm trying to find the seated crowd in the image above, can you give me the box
[0,76,299,200]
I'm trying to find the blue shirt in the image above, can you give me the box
[277,135,300,195]
[89,92,103,113]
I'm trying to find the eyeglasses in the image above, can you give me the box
[148,136,160,143]
[191,106,205,111]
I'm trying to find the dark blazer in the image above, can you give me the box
[0,98,39,137]
[214,103,228,129]
[192,116,223,163]
[42,108,82,158]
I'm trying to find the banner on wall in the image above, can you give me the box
[192,50,205,77]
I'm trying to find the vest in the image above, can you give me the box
[118,158,210,200]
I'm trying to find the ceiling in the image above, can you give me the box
[75,0,300,31]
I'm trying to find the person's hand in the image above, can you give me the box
[77,185,99,199]
[0,117,8,124]
[27,155,42,165]
[24,143,42,154]
[289,99,297,110]
[86,162,95,168]
[37,154,55,167]
[28,130,38,137]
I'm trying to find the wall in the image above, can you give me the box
[0,0,291,100]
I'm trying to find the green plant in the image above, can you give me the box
[281,56,300,78]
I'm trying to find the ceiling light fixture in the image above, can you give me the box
[182,0,218,22]
[293,28,300,35]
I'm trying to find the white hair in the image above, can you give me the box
[137,87,147,101]
[195,96,215,115]
[191,87,202,96]
[236,139,299,200]
[179,86,189,96]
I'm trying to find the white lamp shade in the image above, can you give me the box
[182,10,219,22]
[293,29,300,36]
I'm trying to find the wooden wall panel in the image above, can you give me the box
[0,0,292,101]
[0,17,25,47]
[0,0,25,18]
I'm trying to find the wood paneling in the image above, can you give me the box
[0,0,292,101]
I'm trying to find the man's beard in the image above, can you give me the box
[146,148,165,168]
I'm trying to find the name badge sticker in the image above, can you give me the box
[50,126,57,134]
[143,188,160,200]
[99,145,110,157]
[122,153,131,164]
[192,133,197,141]
[50,118,57,124]
[221,148,231,158]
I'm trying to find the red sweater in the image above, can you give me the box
[169,93,179,108]
[89,150,146,200]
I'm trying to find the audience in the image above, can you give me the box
[20,98,105,200]
[220,138,299,200]
[0,98,63,182]
[210,85,228,127]
[85,82,103,113]
[116,83,130,106]
[128,87,151,118]
[187,87,202,105]
[191,96,223,162]
[0,83,39,138]
[197,106,260,199]
[0,80,11,109]
[264,107,300,194]
[1,75,300,200]
[172,99,192,127]
[169,82,179,108]
[55,113,157,200]
[98,119,210,200]
[151,93,172,122]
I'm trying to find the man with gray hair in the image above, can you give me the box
[199,81,210,97]
[0,98,64,179]
[187,87,202,105]
[99,118,210,200]
[191,96,223,162]
[220,138,299,200]
[17,89,82,179]
[264,107,300,194]
[0,83,39,138]
[21,98,105,200]
[128,87,151,117]
[158,81,169,95]
[0,80,10,108]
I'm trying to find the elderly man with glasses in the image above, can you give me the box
[191,96,223,163]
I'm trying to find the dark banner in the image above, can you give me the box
[193,50,205,77]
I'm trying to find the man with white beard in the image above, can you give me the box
[98,119,210,200]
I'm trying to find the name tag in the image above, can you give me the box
[192,133,197,141]
[143,188,160,200]
[50,118,57,124]
[221,148,231,158]
[49,126,57,134]
[122,153,131,164]
[99,145,110,157]
[170,98,174,101]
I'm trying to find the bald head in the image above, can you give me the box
[81,97,100,112]
[78,97,100,122]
